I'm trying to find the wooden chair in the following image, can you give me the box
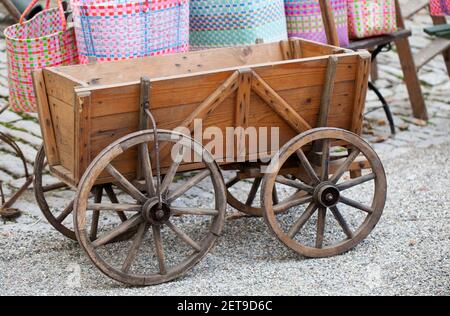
[403,0,450,76]
[320,0,429,125]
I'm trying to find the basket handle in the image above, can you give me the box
[19,0,67,30]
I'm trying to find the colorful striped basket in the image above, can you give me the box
[430,0,450,16]
[285,0,349,47]
[70,0,190,64]
[3,0,79,113]
[347,0,398,39]
[189,0,288,50]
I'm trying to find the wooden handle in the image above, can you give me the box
[318,0,340,46]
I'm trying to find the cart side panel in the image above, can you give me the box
[79,52,363,182]
[42,70,77,177]
[51,39,344,87]
[34,69,80,186]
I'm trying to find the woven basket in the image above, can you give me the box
[190,0,288,50]
[3,1,79,112]
[285,0,349,46]
[430,0,450,16]
[71,0,190,64]
[347,0,398,39]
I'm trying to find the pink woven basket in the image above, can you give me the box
[285,0,349,47]
[71,0,190,64]
[3,0,79,113]
[347,0,398,39]
[430,0,450,16]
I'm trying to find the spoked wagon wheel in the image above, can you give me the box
[34,145,131,241]
[226,172,300,217]
[261,128,387,258]
[74,130,226,285]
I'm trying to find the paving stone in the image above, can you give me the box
[12,120,42,138]
[0,110,21,123]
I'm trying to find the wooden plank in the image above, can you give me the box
[415,38,450,70]
[290,38,303,59]
[252,72,312,134]
[316,55,338,127]
[350,51,371,135]
[51,41,288,86]
[279,40,292,60]
[43,69,78,105]
[402,0,429,19]
[74,92,92,182]
[431,15,450,76]
[49,165,77,188]
[48,96,75,174]
[32,70,60,165]
[235,69,253,158]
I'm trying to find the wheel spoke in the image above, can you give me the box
[272,185,279,204]
[246,178,262,206]
[56,200,74,223]
[337,173,376,191]
[87,203,141,212]
[105,164,147,203]
[166,221,201,252]
[90,186,103,240]
[92,214,143,248]
[161,144,185,195]
[330,206,354,239]
[287,202,318,238]
[140,143,156,197]
[320,139,330,181]
[273,192,313,213]
[166,170,210,203]
[121,223,148,273]
[42,182,68,193]
[315,208,326,249]
[296,149,320,185]
[226,176,240,188]
[171,207,219,217]
[330,149,361,184]
[275,176,314,193]
[339,196,373,214]
[152,224,167,275]
[104,184,128,222]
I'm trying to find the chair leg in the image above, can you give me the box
[368,81,396,135]
[394,37,429,121]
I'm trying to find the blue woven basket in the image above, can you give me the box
[190,0,288,50]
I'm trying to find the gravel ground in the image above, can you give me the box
[0,142,448,296]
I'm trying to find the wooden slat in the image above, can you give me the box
[48,96,75,174]
[43,69,77,105]
[252,72,312,134]
[415,38,450,70]
[350,51,371,135]
[235,69,253,158]
[402,0,429,19]
[319,0,339,46]
[316,55,338,127]
[74,92,91,182]
[32,70,59,165]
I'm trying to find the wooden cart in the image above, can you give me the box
[32,38,387,286]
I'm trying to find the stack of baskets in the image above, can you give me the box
[4,0,400,113]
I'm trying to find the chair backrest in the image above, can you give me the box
[318,0,340,46]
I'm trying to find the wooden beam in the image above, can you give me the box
[74,91,92,182]
[351,51,371,135]
[252,72,312,134]
[316,55,338,128]
[32,70,60,165]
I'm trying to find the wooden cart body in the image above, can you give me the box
[33,39,370,188]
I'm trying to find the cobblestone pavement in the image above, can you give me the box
[0,6,448,295]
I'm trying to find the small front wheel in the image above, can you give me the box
[261,128,387,258]
[74,130,226,286]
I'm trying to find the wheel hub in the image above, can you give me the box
[314,182,340,208]
[142,197,171,224]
